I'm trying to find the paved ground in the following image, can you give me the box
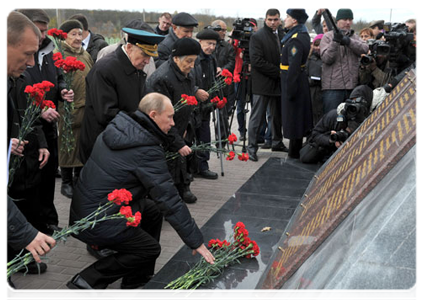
[9,123,289,290]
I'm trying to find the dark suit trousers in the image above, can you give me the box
[80,199,163,288]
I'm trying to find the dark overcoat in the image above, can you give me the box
[281,30,314,139]
[249,24,284,96]
[79,45,147,164]
[70,110,204,249]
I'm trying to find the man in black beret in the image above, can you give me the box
[146,38,201,203]
[155,12,198,68]
[79,28,165,165]
[191,29,220,179]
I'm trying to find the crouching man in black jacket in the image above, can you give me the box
[68,93,214,289]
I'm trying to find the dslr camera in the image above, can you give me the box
[330,129,349,143]
[342,97,369,121]
[360,39,390,66]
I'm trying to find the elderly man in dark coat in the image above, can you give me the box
[155,12,198,68]
[146,38,201,203]
[68,93,215,289]
[79,28,165,164]
[280,9,313,158]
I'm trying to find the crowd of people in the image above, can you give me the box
[7,8,416,289]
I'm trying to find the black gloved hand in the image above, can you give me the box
[333,31,344,43]
[333,31,351,46]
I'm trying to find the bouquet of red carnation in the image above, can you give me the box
[165,221,259,289]
[8,81,56,187]
[210,96,228,109]
[52,52,86,155]
[173,94,198,112]
[207,69,233,94]
[47,28,67,55]
[7,188,141,278]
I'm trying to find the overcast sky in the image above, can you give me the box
[145,7,415,23]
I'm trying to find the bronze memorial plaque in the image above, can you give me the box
[259,69,416,289]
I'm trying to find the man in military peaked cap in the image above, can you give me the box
[79,28,165,165]
[155,12,198,67]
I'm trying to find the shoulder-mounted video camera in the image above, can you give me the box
[230,18,254,49]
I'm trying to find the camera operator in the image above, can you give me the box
[320,9,369,114]
[300,85,373,164]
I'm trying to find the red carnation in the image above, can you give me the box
[228,133,237,145]
[119,206,133,218]
[108,189,133,205]
[127,211,142,227]
[52,52,63,61]
[238,153,249,162]
[226,151,236,161]
[42,100,56,110]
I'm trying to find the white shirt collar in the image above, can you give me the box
[82,32,91,50]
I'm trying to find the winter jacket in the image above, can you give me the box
[155,27,179,68]
[146,58,196,152]
[79,45,146,164]
[249,24,284,96]
[320,30,368,90]
[57,41,93,168]
[70,110,204,249]
[85,30,109,62]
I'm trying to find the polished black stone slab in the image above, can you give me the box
[144,157,320,289]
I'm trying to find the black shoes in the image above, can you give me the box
[61,183,73,199]
[86,244,116,259]
[247,150,258,162]
[271,142,289,152]
[197,169,218,180]
[18,262,47,274]
[121,275,153,289]
[181,186,197,204]
[4,277,16,298]
[66,274,115,300]
[261,142,272,149]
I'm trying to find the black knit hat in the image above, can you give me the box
[286,9,308,24]
[336,9,354,21]
[196,29,220,41]
[59,19,83,33]
[171,38,201,57]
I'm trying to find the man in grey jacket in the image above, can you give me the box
[320,9,368,114]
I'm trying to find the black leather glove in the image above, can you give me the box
[333,31,351,46]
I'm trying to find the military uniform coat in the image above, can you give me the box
[79,45,147,164]
[56,42,93,168]
[280,29,313,139]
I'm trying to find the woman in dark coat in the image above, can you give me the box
[280,9,314,158]
[146,37,201,203]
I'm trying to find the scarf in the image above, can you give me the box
[281,24,308,45]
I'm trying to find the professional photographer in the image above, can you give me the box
[359,39,391,89]
[320,9,369,114]
[300,85,373,164]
